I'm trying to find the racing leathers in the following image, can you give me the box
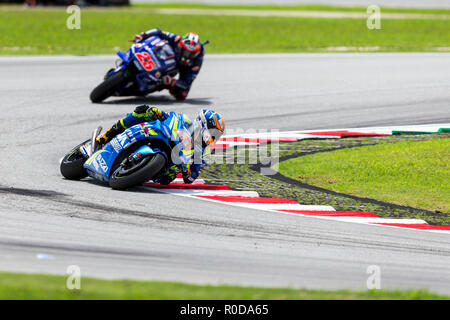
[96,105,208,184]
[134,28,204,101]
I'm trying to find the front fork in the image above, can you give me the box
[122,145,165,168]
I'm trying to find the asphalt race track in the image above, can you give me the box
[0,53,449,293]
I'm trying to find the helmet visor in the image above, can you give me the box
[195,111,215,146]
[180,48,198,62]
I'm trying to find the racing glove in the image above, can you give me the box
[162,75,177,89]
[131,32,145,43]
[134,104,167,121]
[147,106,168,121]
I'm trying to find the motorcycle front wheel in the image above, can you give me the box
[60,140,90,180]
[90,69,129,103]
[109,153,166,190]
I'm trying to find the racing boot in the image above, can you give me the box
[95,121,125,148]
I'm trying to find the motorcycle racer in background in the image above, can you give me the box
[132,29,205,102]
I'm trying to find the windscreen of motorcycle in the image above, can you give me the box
[155,42,176,62]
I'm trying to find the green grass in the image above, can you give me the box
[133,3,450,15]
[204,134,449,225]
[0,271,448,300]
[0,7,449,55]
[278,138,450,213]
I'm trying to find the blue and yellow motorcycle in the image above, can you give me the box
[60,112,190,189]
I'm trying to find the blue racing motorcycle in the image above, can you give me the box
[90,36,178,103]
[60,112,190,189]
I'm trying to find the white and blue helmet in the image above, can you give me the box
[194,109,225,146]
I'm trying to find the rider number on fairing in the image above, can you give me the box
[135,52,156,71]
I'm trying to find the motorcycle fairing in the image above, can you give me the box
[83,113,181,182]
[112,36,178,94]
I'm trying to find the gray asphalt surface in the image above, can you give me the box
[131,0,450,9]
[0,53,450,294]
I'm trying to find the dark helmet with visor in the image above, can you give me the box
[177,32,202,65]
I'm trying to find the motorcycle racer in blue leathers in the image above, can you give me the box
[96,105,225,184]
[132,29,205,102]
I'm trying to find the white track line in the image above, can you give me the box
[144,124,450,234]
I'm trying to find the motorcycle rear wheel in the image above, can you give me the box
[109,153,166,190]
[90,69,129,103]
[60,140,89,180]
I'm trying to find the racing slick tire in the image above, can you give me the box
[90,69,128,103]
[60,140,89,180]
[109,153,167,190]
